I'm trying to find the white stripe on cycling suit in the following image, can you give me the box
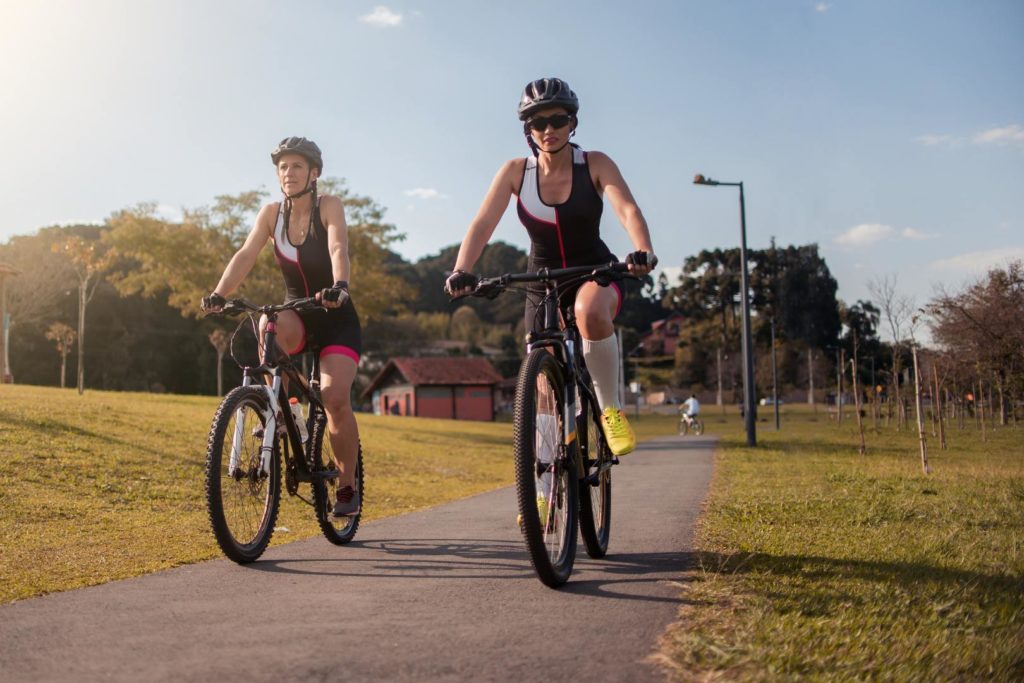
[518,147,587,225]
[273,203,299,263]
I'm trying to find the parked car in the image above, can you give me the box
[760,397,785,406]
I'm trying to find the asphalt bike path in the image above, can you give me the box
[1,434,715,682]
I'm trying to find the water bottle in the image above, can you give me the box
[288,397,308,443]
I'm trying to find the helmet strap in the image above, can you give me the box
[281,173,317,242]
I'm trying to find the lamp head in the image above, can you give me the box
[693,174,719,186]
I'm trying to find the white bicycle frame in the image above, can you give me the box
[228,372,284,476]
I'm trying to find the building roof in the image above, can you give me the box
[362,356,504,397]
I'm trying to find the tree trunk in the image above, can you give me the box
[977,379,987,442]
[851,340,866,455]
[891,351,899,430]
[216,349,225,397]
[933,364,947,450]
[837,348,845,424]
[60,349,68,389]
[912,345,931,474]
[807,349,816,406]
[716,346,723,409]
[77,280,87,395]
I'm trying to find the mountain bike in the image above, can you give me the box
[203,297,363,563]
[678,413,705,436]
[468,262,631,587]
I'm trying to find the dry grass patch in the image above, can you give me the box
[659,408,1024,680]
[0,384,513,604]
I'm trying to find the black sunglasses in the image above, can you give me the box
[526,114,573,132]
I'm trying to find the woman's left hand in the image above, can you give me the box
[626,250,658,276]
[318,281,349,308]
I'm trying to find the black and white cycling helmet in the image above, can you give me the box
[517,78,579,120]
[271,136,323,171]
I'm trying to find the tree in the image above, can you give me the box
[44,322,76,388]
[54,234,112,394]
[869,275,916,429]
[106,180,412,323]
[929,260,1023,426]
[317,178,413,322]
[208,328,230,397]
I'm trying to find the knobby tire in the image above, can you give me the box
[577,391,612,558]
[205,386,281,564]
[513,349,578,588]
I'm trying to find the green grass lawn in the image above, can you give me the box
[0,384,518,604]
[0,384,684,605]
[659,406,1024,681]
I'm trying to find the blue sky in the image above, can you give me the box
[1,0,1022,317]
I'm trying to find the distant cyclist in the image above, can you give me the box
[444,77,657,456]
[201,137,362,517]
[681,393,701,426]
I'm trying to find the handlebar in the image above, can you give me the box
[206,297,323,317]
[468,261,633,300]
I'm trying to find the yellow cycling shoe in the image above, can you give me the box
[517,494,551,530]
[600,407,636,456]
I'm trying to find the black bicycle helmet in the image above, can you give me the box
[271,136,323,171]
[517,78,579,120]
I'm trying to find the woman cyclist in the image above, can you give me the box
[445,77,657,456]
[202,137,362,517]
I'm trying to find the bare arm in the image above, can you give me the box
[212,203,276,296]
[589,151,657,274]
[452,159,522,273]
[321,195,350,283]
[320,196,350,308]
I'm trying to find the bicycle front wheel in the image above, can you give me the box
[513,349,578,588]
[578,391,612,559]
[310,410,363,545]
[205,386,281,563]
[678,418,689,436]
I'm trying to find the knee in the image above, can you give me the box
[321,387,353,418]
[575,303,612,338]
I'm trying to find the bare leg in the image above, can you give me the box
[319,353,359,489]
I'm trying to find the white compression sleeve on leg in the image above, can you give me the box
[582,334,621,412]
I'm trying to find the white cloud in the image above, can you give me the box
[360,6,402,27]
[929,246,1024,273]
[916,124,1024,150]
[835,223,894,247]
[404,187,447,200]
[973,124,1024,147]
[901,227,936,240]
[814,2,832,12]
[914,134,960,147]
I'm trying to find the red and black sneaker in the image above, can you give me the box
[332,485,360,517]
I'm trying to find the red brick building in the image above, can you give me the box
[362,357,504,421]
[638,313,685,356]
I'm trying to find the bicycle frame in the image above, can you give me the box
[523,274,615,478]
[229,311,326,480]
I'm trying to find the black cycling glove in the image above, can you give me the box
[321,280,350,304]
[201,292,226,312]
[626,251,658,269]
[444,270,479,296]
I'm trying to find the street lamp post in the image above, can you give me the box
[771,316,780,430]
[694,174,757,446]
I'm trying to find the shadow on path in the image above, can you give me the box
[248,538,701,604]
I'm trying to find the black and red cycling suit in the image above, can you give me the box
[515,144,621,332]
[272,199,362,362]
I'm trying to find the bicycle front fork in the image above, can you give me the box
[228,374,284,476]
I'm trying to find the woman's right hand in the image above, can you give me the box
[444,270,479,298]
[201,292,226,313]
